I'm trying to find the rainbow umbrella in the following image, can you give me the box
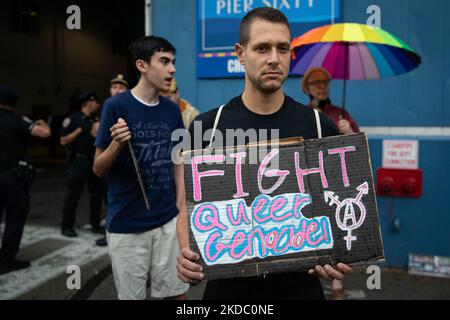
[290,23,421,108]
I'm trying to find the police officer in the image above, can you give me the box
[109,74,129,97]
[0,86,51,275]
[60,92,104,237]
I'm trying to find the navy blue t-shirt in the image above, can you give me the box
[95,91,185,233]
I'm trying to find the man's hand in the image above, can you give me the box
[308,263,353,281]
[338,119,354,135]
[177,248,204,284]
[32,119,51,138]
[110,118,131,145]
[34,119,46,126]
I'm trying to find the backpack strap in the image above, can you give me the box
[313,108,322,139]
[207,104,225,149]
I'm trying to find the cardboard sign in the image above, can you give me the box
[183,133,384,280]
[382,140,419,169]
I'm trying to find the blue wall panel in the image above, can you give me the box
[153,0,450,127]
[444,0,450,125]
[369,138,450,267]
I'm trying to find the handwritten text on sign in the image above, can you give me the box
[189,145,366,266]
[192,194,333,265]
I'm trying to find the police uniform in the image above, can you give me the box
[60,92,102,236]
[0,86,34,274]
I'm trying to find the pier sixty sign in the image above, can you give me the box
[197,0,341,78]
[183,133,384,280]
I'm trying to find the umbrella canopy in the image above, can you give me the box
[291,23,421,80]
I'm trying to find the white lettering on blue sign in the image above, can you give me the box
[199,0,340,78]
[216,0,317,15]
[227,59,245,73]
[217,0,254,15]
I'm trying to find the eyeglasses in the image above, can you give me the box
[307,79,330,87]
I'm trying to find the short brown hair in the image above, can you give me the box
[239,7,291,46]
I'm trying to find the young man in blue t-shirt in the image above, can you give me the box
[93,36,189,300]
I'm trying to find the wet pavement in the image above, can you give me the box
[1,163,449,300]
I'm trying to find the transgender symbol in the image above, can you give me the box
[324,182,369,251]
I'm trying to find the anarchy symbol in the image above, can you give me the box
[324,182,369,251]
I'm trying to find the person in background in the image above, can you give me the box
[110,74,129,98]
[302,66,360,299]
[301,67,360,135]
[0,86,51,275]
[161,77,199,129]
[60,92,104,237]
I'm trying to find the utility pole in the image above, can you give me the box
[145,0,152,36]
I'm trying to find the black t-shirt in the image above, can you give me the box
[188,94,339,150]
[187,94,339,300]
[0,108,34,170]
[60,111,96,156]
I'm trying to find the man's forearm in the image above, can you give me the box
[177,212,189,250]
[93,141,124,177]
[174,163,189,249]
[90,122,99,138]
[60,127,82,146]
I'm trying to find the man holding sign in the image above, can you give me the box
[177,7,353,300]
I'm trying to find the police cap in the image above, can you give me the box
[110,74,129,88]
[77,91,99,106]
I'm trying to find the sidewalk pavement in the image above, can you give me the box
[87,266,450,300]
[0,224,109,300]
[1,222,450,300]
[1,164,449,300]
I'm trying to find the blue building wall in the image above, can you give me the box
[152,0,450,267]
[368,138,450,267]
